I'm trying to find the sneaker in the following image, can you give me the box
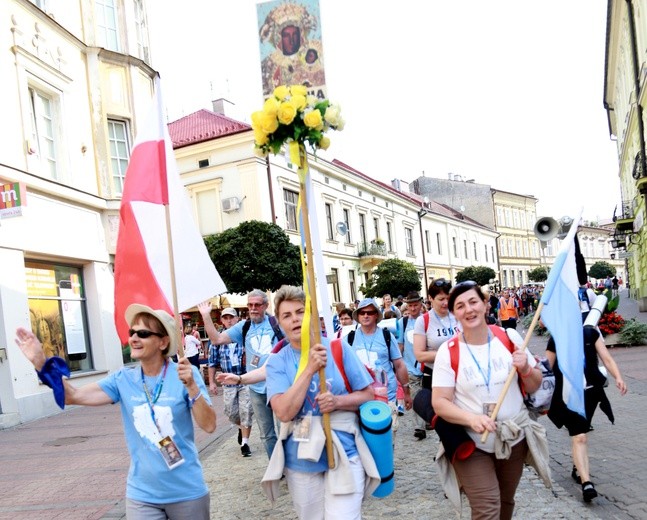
[414,429,426,440]
[571,465,582,484]
[237,429,242,446]
[582,481,598,502]
[241,444,251,457]
[397,404,405,416]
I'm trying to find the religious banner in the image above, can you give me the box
[257,0,327,100]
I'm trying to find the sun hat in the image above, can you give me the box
[403,291,423,303]
[352,297,382,323]
[221,307,238,317]
[125,304,179,357]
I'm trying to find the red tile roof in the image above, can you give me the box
[168,109,251,149]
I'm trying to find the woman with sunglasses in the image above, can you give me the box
[15,304,216,520]
[431,281,545,520]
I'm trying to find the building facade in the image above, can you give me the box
[169,106,499,308]
[0,0,155,427]
[605,0,647,308]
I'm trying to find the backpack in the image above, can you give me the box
[446,325,554,415]
[242,315,284,347]
[347,327,393,364]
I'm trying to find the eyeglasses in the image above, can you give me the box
[247,302,266,308]
[129,328,165,339]
[358,310,378,316]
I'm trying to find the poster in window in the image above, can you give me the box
[59,279,87,357]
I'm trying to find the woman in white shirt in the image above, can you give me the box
[184,324,202,370]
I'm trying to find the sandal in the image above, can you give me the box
[571,465,582,484]
[582,481,598,502]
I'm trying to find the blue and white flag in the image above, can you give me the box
[539,212,585,417]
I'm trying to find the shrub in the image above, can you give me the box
[619,318,647,346]
[598,311,625,336]
[521,312,550,337]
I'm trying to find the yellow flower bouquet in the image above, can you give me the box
[252,85,344,157]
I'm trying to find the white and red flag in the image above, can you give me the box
[114,76,226,344]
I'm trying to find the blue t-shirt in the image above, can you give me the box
[227,315,281,394]
[98,362,211,504]
[345,328,401,401]
[397,316,422,377]
[265,338,372,473]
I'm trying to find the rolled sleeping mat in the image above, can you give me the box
[359,400,394,498]
[584,294,608,328]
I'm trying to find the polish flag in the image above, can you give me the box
[114,76,226,344]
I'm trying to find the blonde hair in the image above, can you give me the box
[274,285,306,315]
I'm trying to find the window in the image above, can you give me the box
[325,203,334,240]
[484,244,488,262]
[108,120,130,195]
[503,270,508,288]
[330,268,340,303]
[134,0,150,62]
[501,239,507,256]
[523,241,529,257]
[283,189,298,231]
[343,208,351,244]
[95,0,120,51]
[491,246,495,262]
[386,221,393,251]
[25,262,93,371]
[473,241,478,261]
[373,217,380,241]
[452,237,458,257]
[348,269,356,302]
[198,159,209,168]
[531,241,538,256]
[496,207,505,226]
[28,86,58,179]
[513,209,520,228]
[463,239,468,259]
[405,227,414,255]
[516,239,522,257]
[359,213,367,246]
[505,208,512,227]
[425,230,431,253]
[511,270,516,287]
[520,212,527,230]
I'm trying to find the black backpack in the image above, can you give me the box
[241,315,284,347]
[347,327,393,364]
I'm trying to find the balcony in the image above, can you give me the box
[358,241,387,270]
[614,201,635,233]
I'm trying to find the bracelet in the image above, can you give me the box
[189,392,203,408]
[238,375,243,385]
[519,365,534,378]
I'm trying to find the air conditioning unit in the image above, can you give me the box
[221,197,240,212]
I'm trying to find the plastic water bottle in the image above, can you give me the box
[373,364,388,403]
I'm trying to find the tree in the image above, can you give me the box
[204,220,302,294]
[455,266,497,286]
[360,258,421,298]
[588,261,616,280]
[528,266,548,283]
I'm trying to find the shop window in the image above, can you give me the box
[25,262,93,372]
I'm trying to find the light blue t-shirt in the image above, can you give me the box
[227,314,281,394]
[98,362,211,504]
[397,316,423,377]
[265,338,372,473]
[344,328,401,402]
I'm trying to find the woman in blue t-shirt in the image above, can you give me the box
[15,304,216,520]
[262,285,378,520]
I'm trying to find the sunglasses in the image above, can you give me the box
[129,328,165,339]
[358,310,378,316]
[432,279,451,287]
[450,280,478,292]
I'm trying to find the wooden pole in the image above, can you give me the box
[480,302,544,443]
[165,204,184,359]
[297,145,334,468]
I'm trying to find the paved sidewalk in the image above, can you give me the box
[0,289,644,519]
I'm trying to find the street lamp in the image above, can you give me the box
[418,201,430,297]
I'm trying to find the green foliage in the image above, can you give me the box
[619,318,647,346]
[204,220,302,294]
[606,292,620,313]
[527,266,548,283]
[521,312,550,337]
[455,266,497,286]
[361,258,421,298]
[588,261,616,279]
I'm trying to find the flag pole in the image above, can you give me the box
[164,204,185,359]
[480,302,544,443]
[297,144,334,468]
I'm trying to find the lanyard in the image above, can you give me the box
[433,310,454,333]
[463,332,491,392]
[357,328,378,353]
[141,359,169,430]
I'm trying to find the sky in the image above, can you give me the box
[147,1,620,224]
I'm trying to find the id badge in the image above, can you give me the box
[292,412,312,442]
[250,355,260,368]
[483,402,496,417]
[158,435,185,470]
[230,351,239,367]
